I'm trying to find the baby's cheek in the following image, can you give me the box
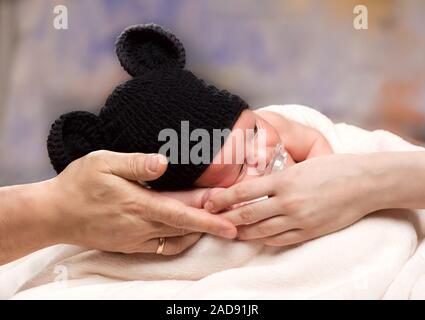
[216,170,241,187]
[195,163,242,188]
[267,128,280,147]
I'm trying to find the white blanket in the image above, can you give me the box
[1,104,424,300]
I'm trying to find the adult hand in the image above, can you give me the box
[46,151,236,255]
[204,154,383,246]
[161,188,224,211]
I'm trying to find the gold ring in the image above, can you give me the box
[156,237,166,254]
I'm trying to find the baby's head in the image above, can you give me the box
[194,108,281,188]
[47,24,280,190]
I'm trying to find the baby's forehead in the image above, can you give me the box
[224,109,257,145]
[232,109,255,128]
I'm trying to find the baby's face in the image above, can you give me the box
[195,109,281,187]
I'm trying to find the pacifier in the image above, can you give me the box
[263,143,288,175]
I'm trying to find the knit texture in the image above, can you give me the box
[47,24,248,190]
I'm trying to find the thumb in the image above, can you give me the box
[96,151,168,181]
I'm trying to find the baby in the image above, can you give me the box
[194,107,333,188]
[47,24,333,190]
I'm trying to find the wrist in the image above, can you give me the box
[0,180,64,264]
[28,178,66,246]
[375,151,425,209]
[357,152,420,212]
[353,153,394,214]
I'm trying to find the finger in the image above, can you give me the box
[143,191,237,239]
[161,187,225,209]
[204,176,276,213]
[93,150,168,181]
[219,197,280,226]
[148,221,193,238]
[161,188,217,208]
[161,233,203,256]
[201,187,226,206]
[138,233,202,255]
[262,229,306,247]
[237,216,296,240]
[161,188,208,208]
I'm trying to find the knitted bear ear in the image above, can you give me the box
[47,111,103,174]
[115,23,186,77]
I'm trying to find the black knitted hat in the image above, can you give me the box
[47,24,248,190]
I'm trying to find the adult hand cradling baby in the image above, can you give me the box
[205,152,425,246]
[205,154,372,246]
[0,151,236,265]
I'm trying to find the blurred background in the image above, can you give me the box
[0,0,424,186]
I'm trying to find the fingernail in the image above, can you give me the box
[204,201,214,211]
[147,155,159,172]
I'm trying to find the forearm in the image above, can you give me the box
[362,151,425,211]
[0,180,61,265]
